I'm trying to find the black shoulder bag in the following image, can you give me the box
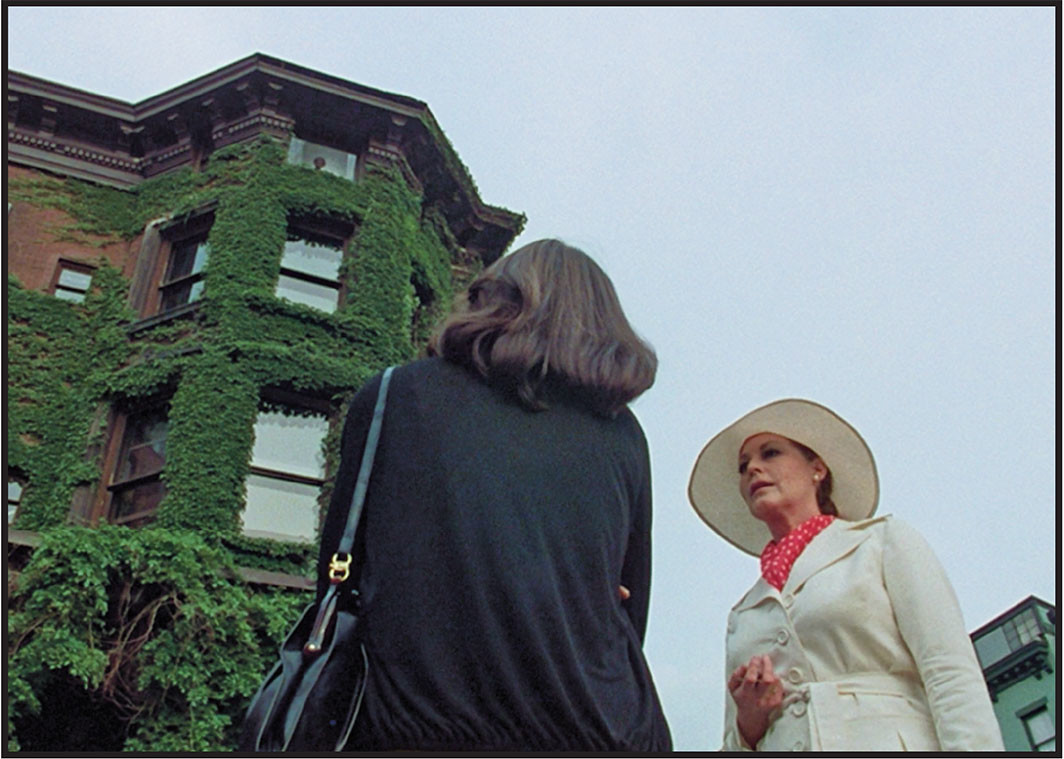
[239,365,394,752]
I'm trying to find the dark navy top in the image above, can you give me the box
[317,358,672,751]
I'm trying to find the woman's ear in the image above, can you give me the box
[812,459,828,481]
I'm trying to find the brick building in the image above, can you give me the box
[6,54,522,751]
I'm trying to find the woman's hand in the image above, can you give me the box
[728,654,784,749]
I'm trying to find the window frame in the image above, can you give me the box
[158,234,210,313]
[146,213,214,317]
[93,400,171,528]
[242,390,335,543]
[50,258,95,303]
[1018,700,1055,751]
[8,475,26,525]
[973,607,1047,668]
[286,136,359,180]
[276,216,353,313]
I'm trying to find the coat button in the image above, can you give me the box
[782,594,795,609]
[791,701,807,717]
[776,629,790,645]
[791,740,806,751]
[787,667,802,684]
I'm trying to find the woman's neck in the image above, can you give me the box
[764,501,822,543]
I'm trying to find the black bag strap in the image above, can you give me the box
[327,366,394,581]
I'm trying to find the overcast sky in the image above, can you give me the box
[6,6,1057,750]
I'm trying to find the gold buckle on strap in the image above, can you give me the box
[328,553,351,584]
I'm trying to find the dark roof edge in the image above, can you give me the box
[7,70,137,120]
[8,54,525,241]
[970,594,1056,638]
[8,53,431,117]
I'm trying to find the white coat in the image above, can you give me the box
[722,515,1004,751]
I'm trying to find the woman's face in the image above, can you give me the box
[738,433,825,521]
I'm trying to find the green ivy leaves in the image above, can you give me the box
[6,134,509,751]
[7,526,309,752]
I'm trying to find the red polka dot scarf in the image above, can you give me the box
[760,513,836,591]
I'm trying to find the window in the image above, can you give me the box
[52,260,94,302]
[8,479,24,524]
[287,136,357,180]
[1021,704,1055,751]
[276,227,345,312]
[973,607,1044,667]
[242,404,330,543]
[106,405,169,527]
[159,233,209,312]
[409,263,438,344]
[974,627,1010,668]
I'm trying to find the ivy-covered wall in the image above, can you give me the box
[6,134,515,751]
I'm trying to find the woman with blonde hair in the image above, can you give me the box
[317,239,672,751]
[688,399,1003,751]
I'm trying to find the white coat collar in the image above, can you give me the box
[732,515,890,612]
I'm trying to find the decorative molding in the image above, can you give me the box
[984,639,1052,699]
[7,140,142,188]
[365,142,422,193]
[10,128,141,171]
[212,112,294,142]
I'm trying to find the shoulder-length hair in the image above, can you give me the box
[428,239,657,416]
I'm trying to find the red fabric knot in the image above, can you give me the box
[760,513,835,591]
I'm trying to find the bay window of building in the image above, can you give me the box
[973,607,1044,668]
[103,404,169,527]
[51,259,94,303]
[287,136,357,180]
[243,398,331,543]
[276,220,350,313]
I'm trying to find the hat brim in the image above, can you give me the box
[688,399,879,555]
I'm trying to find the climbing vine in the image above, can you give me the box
[6,526,307,752]
[7,265,135,530]
[6,133,520,751]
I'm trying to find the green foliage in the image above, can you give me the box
[154,350,259,534]
[8,137,461,535]
[6,134,520,751]
[219,533,317,575]
[6,263,135,529]
[8,168,208,243]
[7,526,309,752]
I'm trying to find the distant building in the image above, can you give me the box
[970,596,1057,751]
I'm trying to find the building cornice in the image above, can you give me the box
[7,135,143,187]
[7,71,137,120]
[983,638,1053,699]
[7,54,522,257]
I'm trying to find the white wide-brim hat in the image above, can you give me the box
[688,399,879,556]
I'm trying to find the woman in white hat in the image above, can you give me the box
[688,400,1003,751]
